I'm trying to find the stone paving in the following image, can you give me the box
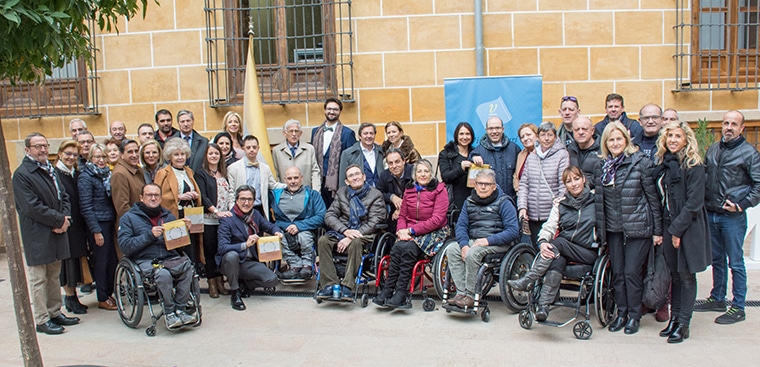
[1,253,758,367]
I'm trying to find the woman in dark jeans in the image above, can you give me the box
[594,121,662,335]
[438,122,475,218]
[195,143,234,298]
[55,140,89,314]
[78,143,118,310]
[653,121,711,343]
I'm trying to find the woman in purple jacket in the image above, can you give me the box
[373,160,449,309]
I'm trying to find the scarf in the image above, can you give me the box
[55,160,75,177]
[137,202,163,218]
[312,121,344,195]
[653,152,682,187]
[233,203,259,236]
[600,153,625,186]
[470,187,499,206]
[86,162,112,197]
[534,142,550,159]
[565,187,591,209]
[29,155,62,200]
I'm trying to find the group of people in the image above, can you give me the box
[12,95,758,342]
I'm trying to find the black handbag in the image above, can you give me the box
[642,245,671,310]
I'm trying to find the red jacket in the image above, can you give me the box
[397,180,449,236]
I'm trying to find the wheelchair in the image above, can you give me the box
[516,245,616,339]
[313,225,395,306]
[434,238,536,322]
[271,227,324,286]
[114,257,202,337]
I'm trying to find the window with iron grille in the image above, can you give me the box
[204,0,354,107]
[0,20,98,119]
[676,0,760,90]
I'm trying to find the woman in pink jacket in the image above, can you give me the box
[373,160,450,309]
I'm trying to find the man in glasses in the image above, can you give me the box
[76,130,95,167]
[633,104,665,161]
[471,116,521,200]
[594,93,643,140]
[443,168,519,309]
[310,97,356,208]
[557,96,581,146]
[13,132,80,335]
[154,109,179,148]
[272,119,321,189]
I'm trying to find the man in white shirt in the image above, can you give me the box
[338,123,385,187]
[228,135,286,217]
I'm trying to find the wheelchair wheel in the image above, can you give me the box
[518,309,533,329]
[593,254,616,327]
[372,232,396,274]
[432,240,457,300]
[146,325,156,337]
[498,243,537,313]
[361,293,369,308]
[573,321,593,340]
[115,259,144,329]
[422,298,436,312]
[481,307,491,322]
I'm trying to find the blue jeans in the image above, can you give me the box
[708,212,747,309]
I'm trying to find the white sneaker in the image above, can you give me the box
[165,313,182,329]
[176,309,197,325]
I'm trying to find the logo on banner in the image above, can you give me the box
[475,96,512,129]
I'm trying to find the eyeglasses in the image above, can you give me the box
[562,96,578,102]
[640,115,661,122]
[237,197,254,203]
[475,181,495,187]
[30,144,50,150]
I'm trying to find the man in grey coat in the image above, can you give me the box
[13,132,80,335]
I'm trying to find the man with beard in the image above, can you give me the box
[154,109,179,148]
[112,139,146,222]
[310,97,356,207]
[376,148,413,232]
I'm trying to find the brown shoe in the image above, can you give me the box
[448,294,465,304]
[217,277,230,296]
[456,295,475,308]
[98,298,117,311]
[655,302,670,322]
[208,277,220,299]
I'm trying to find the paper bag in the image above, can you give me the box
[257,236,282,262]
[184,206,204,234]
[163,219,191,250]
[467,164,491,188]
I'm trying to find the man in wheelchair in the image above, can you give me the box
[271,166,326,280]
[446,169,520,308]
[117,183,198,330]
[316,165,386,301]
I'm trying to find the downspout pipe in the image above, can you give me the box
[475,0,484,76]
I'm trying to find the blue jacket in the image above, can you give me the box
[470,134,520,199]
[217,210,283,265]
[117,204,180,261]
[594,111,643,141]
[455,189,519,249]
[270,185,325,232]
[78,164,116,234]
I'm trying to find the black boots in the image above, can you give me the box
[535,271,562,322]
[668,323,689,343]
[608,314,627,332]
[385,290,410,309]
[660,318,679,337]
[374,287,394,307]
[230,289,246,311]
[64,295,88,314]
[508,255,553,291]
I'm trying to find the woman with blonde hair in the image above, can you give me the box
[594,121,662,335]
[139,139,165,184]
[222,111,245,159]
[381,121,421,164]
[653,121,711,343]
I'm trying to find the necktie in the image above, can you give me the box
[184,135,191,145]
[324,126,333,132]
[290,146,297,158]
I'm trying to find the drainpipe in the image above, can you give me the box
[475,0,484,76]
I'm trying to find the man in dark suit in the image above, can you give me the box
[217,185,282,310]
[13,132,80,335]
[177,109,208,173]
[338,122,385,187]
[310,97,356,207]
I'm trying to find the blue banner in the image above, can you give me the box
[444,75,542,149]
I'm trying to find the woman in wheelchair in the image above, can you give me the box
[508,166,597,322]
[373,160,449,308]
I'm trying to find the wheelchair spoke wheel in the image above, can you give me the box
[594,254,616,327]
[115,259,144,329]
[518,309,533,329]
[422,298,436,312]
[432,240,458,300]
[499,243,537,313]
[573,321,593,340]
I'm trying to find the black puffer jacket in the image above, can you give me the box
[704,136,760,213]
[594,151,662,243]
[567,136,601,187]
[537,188,597,249]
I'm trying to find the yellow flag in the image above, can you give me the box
[244,34,274,168]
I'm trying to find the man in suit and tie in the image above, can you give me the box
[177,110,208,173]
[272,119,321,189]
[311,97,356,208]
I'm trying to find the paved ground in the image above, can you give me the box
[1,253,759,367]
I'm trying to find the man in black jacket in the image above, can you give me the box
[594,93,643,139]
[567,116,601,186]
[376,148,413,232]
[13,132,80,335]
[177,109,209,173]
[118,184,198,330]
[695,110,760,325]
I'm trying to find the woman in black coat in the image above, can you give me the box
[78,144,118,311]
[653,121,711,343]
[54,140,89,314]
[594,121,662,335]
[438,122,475,217]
